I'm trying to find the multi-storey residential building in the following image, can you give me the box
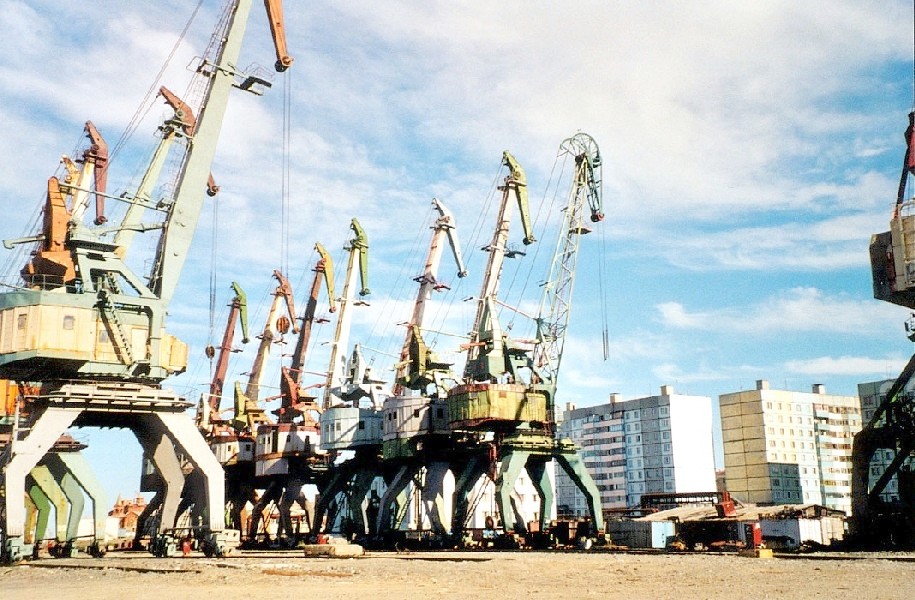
[857,378,915,504]
[557,385,716,515]
[720,380,861,514]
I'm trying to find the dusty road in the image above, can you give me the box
[1,549,913,600]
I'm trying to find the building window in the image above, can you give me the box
[63,315,75,330]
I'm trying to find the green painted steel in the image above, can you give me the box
[150,0,255,307]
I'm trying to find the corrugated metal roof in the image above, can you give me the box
[635,503,844,522]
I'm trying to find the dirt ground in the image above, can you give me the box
[1,549,913,600]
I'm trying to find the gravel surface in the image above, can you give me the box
[2,550,914,599]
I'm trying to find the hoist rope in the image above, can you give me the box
[597,189,611,361]
[208,188,220,350]
[112,0,205,160]
[281,70,293,277]
[366,201,435,368]
[503,150,567,332]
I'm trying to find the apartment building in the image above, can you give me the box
[557,385,716,514]
[720,380,861,514]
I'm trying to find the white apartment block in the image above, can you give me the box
[557,385,717,514]
[857,378,914,504]
[720,380,862,514]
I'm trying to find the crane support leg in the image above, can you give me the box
[556,448,604,533]
[421,461,450,535]
[2,406,78,541]
[226,468,257,533]
[25,478,50,551]
[278,479,308,542]
[347,469,377,536]
[376,464,414,534]
[526,458,554,532]
[154,411,226,533]
[248,480,283,542]
[136,427,185,533]
[23,494,38,546]
[54,452,108,544]
[29,465,69,543]
[452,455,488,536]
[313,467,350,534]
[496,448,530,533]
[43,458,85,545]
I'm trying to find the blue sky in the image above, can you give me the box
[2,1,913,504]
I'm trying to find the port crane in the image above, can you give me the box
[854,111,915,547]
[313,219,387,537]
[373,198,469,540]
[228,270,297,543]
[247,250,335,546]
[0,0,294,562]
[195,282,252,534]
[447,136,604,540]
[257,244,335,545]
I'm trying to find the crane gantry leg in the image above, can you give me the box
[421,461,451,536]
[2,406,78,561]
[47,452,108,552]
[495,448,531,534]
[525,457,554,533]
[28,465,69,547]
[43,459,85,554]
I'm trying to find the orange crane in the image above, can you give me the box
[249,245,336,546]
[0,0,296,561]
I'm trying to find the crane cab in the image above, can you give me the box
[871,199,915,309]
[0,290,187,382]
[210,432,255,466]
[319,406,383,450]
[446,382,548,430]
[254,422,322,477]
[380,395,450,459]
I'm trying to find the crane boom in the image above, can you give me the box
[530,132,603,401]
[207,282,249,415]
[264,0,294,72]
[242,270,297,404]
[322,219,369,410]
[149,0,290,307]
[289,243,336,386]
[463,152,535,382]
[394,198,467,393]
[276,244,335,423]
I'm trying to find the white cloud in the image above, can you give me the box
[785,355,910,377]
[656,287,903,334]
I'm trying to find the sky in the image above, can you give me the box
[1,1,914,507]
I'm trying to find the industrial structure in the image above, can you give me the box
[857,379,915,509]
[0,0,294,562]
[856,108,915,544]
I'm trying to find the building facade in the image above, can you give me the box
[720,380,861,514]
[557,385,716,514]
